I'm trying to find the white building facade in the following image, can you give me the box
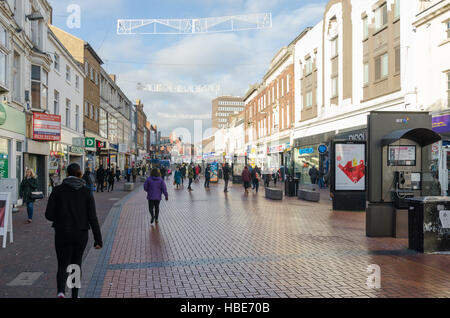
[47,28,85,188]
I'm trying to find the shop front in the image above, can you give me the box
[431,114,450,195]
[0,104,26,187]
[266,139,291,177]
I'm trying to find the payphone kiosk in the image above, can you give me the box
[366,112,441,237]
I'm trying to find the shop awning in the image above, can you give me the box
[381,128,441,147]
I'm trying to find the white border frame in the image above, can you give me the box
[0,192,13,248]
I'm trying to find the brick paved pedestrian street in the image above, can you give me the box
[79,177,450,299]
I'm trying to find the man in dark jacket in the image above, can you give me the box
[204,164,211,189]
[132,165,138,183]
[45,163,102,299]
[309,165,318,185]
[180,165,186,185]
[223,163,231,193]
[82,168,94,192]
[96,165,106,192]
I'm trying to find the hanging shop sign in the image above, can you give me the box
[85,137,95,148]
[318,145,328,154]
[33,113,61,141]
[96,141,106,149]
[335,143,366,191]
[268,143,290,154]
[70,146,84,155]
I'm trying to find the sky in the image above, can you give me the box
[48,0,327,141]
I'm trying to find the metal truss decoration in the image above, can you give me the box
[117,13,272,35]
[137,82,221,94]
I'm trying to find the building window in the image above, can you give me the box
[85,61,89,76]
[90,67,94,81]
[84,101,88,116]
[375,53,388,80]
[12,52,20,101]
[0,51,6,88]
[447,72,450,107]
[95,108,99,122]
[363,62,369,85]
[305,90,313,108]
[394,0,400,18]
[331,76,338,98]
[305,58,312,75]
[54,54,60,72]
[66,65,71,82]
[375,3,388,30]
[75,75,80,89]
[331,37,338,57]
[75,105,79,131]
[395,47,400,73]
[0,25,7,47]
[54,90,59,115]
[447,21,450,39]
[287,75,290,93]
[31,65,42,109]
[90,104,94,120]
[363,17,369,39]
[66,99,71,128]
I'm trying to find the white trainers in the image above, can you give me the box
[57,293,65,298]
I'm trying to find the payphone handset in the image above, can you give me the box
[394,171,421,190]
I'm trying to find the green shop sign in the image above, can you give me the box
[0,103,25,135]
[85,137,95,148]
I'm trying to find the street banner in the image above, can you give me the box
[0,192,12,248]
[210,162,219,183]
[32,113,61,141]
[335,143,365,191]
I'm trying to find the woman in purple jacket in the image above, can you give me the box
[144,168,168,224]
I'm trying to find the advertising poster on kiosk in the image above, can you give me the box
[335,143,366,191]
[210,162,219,183]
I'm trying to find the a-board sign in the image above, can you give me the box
[0,192,13,248]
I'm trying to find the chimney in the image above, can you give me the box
[109,74,116,82]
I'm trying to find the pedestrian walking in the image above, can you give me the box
[204,164,211,189]
[174,166,182,189]
[107,167,115,192]
[180,164,186,185]
[19,169,38,224]
[309,165,318,185]
[187,164,194,191]
[223,163,231,193]
[161,166,167,180]
[45,163,102,299]
[82,168,94,192]
[96,165,106,192]
[144,168,168,225]
[115,168,121,182]
[132,165,137,183]
[242,166,252,195]
[251,165,261,193]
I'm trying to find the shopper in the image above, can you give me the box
[223,163,231,193]
[107,167,115,192]
[242,166,252,195]
[187,164,194,191]
[180,164,186,185]
[82,168,94,192]
[309,165,318,185]
[144,168,168,224]
[161,166,167,180]
[115,168,121,182]
[204,164,211,189]
[174,166,182,189]
[132,165,137,183]
[251,165,261,193]
[96,165,106,192]
[318,167,325,189]
[45,163,102,299]
[19,169,38,224]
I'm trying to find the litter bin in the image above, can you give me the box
[407,197,450,253]
[285,177,299,197]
